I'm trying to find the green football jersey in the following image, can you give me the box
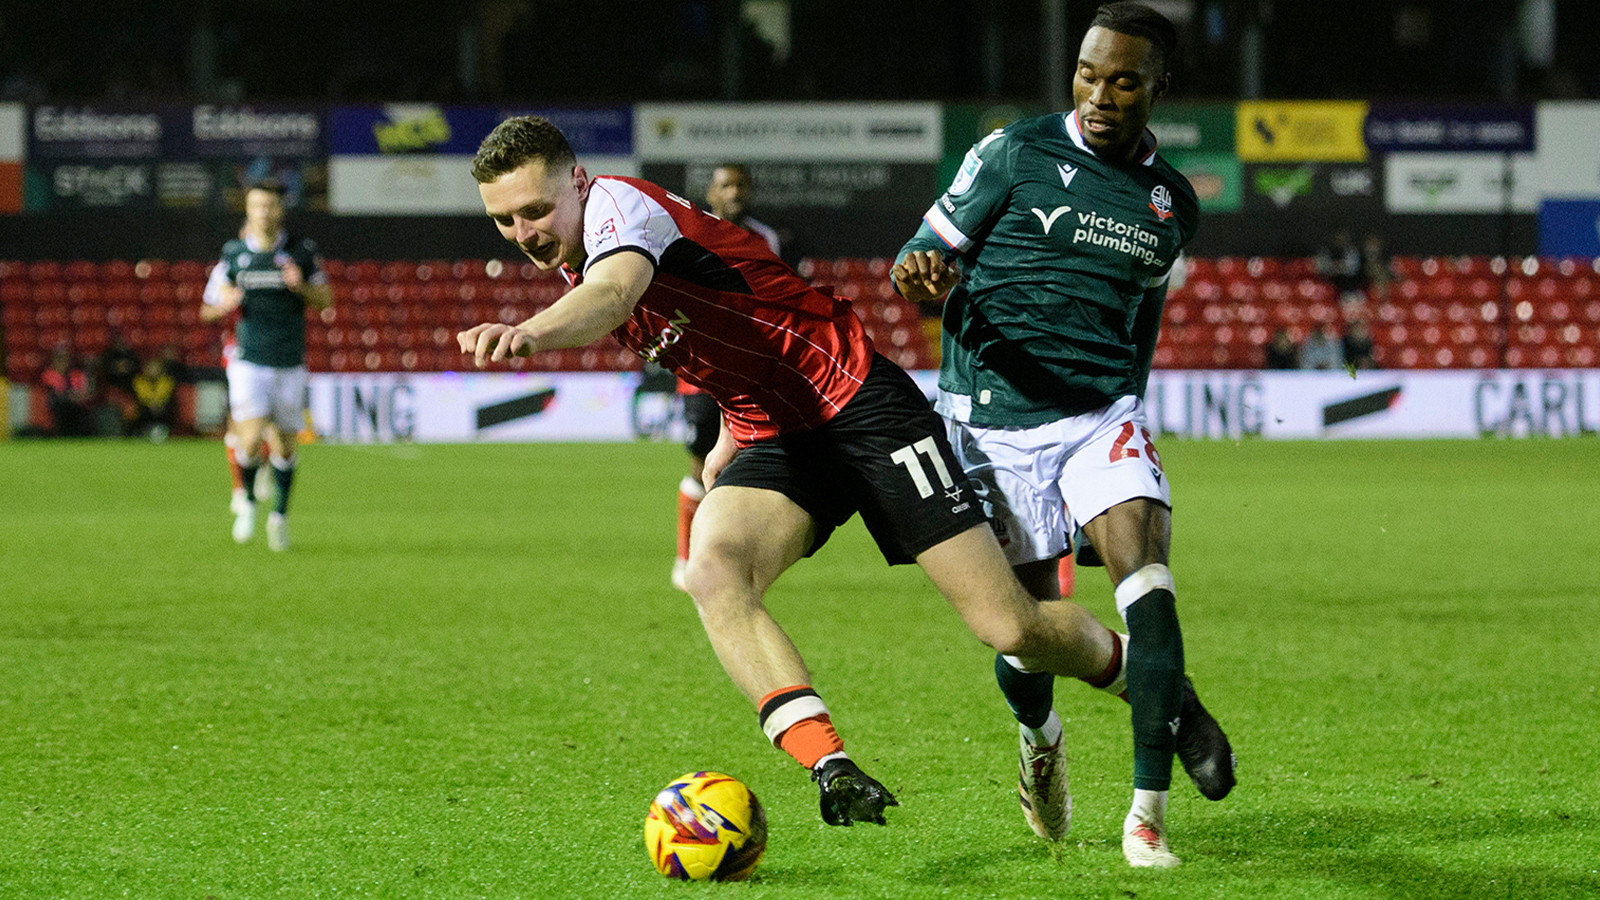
[899,112,1199,426]
[216,233,324,368]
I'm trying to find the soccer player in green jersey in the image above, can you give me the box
[201,180,332,552]
[894,1,1234,868]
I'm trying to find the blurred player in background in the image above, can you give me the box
[201,179,332,551]
[460,116,1146,831]
[894,1,1234,867]
[671,163,788,592]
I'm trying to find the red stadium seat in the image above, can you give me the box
[1223,276,1258,303]
[98,259,135,281]
[65,261,101,283]
[134,259,170,280]
[169,260,210,282]
[379,261,419,283]
[1537,300,1573,325]
[139,282,177,305]
[1182,257,1217,280]
[1,302,30,328]
[27,261,63,282]
[342,259,382,283]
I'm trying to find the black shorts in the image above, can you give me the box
[712,354,988,565]
[682,391,721,459]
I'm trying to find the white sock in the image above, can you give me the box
[1021,709,1063,747]
[1126,788,1168,831]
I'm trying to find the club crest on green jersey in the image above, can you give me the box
[1149,185,1173,220]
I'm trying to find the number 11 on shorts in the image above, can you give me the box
[890,436,955,499]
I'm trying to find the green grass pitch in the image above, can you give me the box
[1,437,1596,899]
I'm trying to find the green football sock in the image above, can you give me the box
[271,458,296,516]
[995,653,1055,729]
[238,463,260,503]
[1117,566,1184,792]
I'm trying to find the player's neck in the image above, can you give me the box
[245,226,283,249]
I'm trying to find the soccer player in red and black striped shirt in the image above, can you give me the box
[458,116,1128,828]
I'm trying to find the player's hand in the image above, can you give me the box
[892,251,960,303]
[458,323,535,367]
[280,260,305,291]
[702,425,738,488]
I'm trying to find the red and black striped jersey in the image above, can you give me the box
[563,176,875,446]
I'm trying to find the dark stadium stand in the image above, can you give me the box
[4,255,1599,390]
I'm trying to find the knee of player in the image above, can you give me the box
[968,615,1033,659]
[681,545,760,607]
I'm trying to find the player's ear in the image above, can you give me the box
[572,164,590,198]
[1153,72,1170,100]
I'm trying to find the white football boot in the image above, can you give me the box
[266,512,290,552]
[233,500,256,544]
[1122,813,1181,868]
[1018,728,1070,840]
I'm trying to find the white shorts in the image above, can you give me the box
[227,358,308,435]
[942,394,1171,566]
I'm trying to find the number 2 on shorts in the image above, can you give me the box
[890,436,955,499]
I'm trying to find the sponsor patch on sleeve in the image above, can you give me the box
[948,148,984,196]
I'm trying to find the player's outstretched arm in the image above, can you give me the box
[458,248,654,368]
[892,250,961,304]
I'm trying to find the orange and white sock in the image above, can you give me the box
[758,685,845,770]
[225,432,245,492]
[676,475,705,564]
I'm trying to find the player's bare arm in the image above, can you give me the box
[199,284,243,322]
[458,249,654,367]
[893,250,961,303]
[275,259,333,310]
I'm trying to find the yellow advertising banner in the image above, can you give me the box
[1236,101,1369,162]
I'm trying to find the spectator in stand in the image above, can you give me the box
[1342,318,1377,370]
[1299,324,1342,370]
[156,342,189,384]
[1315,227,1366,305]
[1264,328,1299,370]
[97,327,143,421]
[128,355,178,440]
[41,345,96,437]
[1360,233,1391,304]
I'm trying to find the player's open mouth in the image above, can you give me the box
[527,241,559,263]
[1082,116,1116,135]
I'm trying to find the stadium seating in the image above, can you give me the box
[4,255,1598,387]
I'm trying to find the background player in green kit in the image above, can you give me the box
[894,1,1234,868]
[201,179,332,551]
